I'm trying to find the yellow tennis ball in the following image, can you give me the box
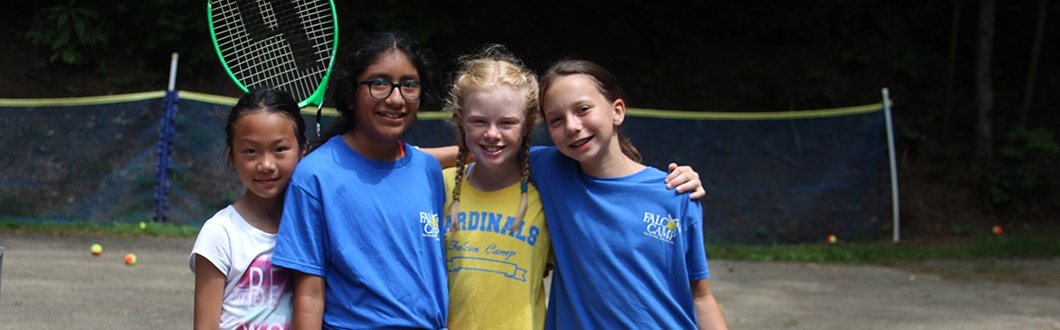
[91,243,102,256]
[140,221,146,230]
[124,253,137,266]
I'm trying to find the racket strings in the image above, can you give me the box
[211,0,335,103]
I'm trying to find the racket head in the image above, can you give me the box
[208,0,338,108]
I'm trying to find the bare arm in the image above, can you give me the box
[420,145,461,168]
[193,255,224,330]
[666,163,706,200]
[291,271,326,330]
[691,279,728,330]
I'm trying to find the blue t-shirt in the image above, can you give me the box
[272,137,448,329]
[529,146,709,329]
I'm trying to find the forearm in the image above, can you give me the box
[193,256,224,330]
[694,293,728,330]
[291,272,326,330]
[420,145,460,168]
[691,279,728,330]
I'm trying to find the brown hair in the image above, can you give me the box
[538,59,641,162]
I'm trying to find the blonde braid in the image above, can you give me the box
[448,133,469,234]
[509,48,540,234]
[508,131,534,233]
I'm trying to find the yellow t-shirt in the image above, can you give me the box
[443,166,551,330]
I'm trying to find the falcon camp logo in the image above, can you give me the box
[421,211,441,239]
[642,212,680,244]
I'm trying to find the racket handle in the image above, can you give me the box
[315,103,324,138]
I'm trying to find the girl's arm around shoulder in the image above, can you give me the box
[691,279,729,330]
[420,145,474,168]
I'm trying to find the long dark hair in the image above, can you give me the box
[312,31,435,151]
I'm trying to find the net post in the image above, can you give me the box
[168,53,180,92]
[883,88,900,243]
[154,53,181,223]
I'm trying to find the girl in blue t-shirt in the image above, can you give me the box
[533,59,729,330]
[271,31,449,329]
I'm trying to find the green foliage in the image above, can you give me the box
[1000,127,1060,158]
[24,0,108,65]
[979,127,1059,213]
[949,223,980,237]
[20,0,210,80]
[979,166,1038,212]
[709,235,1060,264]
[968,236,1060,258]
[0,219,201,238]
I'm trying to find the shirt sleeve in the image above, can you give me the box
[684,199,710,280]
[189,217,231,275]
[528,146,547,187]
[272,177,329,276]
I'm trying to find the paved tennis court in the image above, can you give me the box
[0,232,1057,329]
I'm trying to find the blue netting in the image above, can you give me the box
[0,91,891,244]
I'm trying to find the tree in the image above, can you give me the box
[943,0,963,138]
[1020,0,1048,127]
[975,0,996,169]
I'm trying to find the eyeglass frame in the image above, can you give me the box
[356,79,423,101]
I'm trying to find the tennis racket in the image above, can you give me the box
[208,0,338,136]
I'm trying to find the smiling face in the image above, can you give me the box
[349,49,421,146]
[541,73,626,168]
[460,86,529,172]
[229,111,302,201]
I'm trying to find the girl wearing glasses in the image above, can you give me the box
[271,31,449,329]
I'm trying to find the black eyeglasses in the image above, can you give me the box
[357,80,423,101]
